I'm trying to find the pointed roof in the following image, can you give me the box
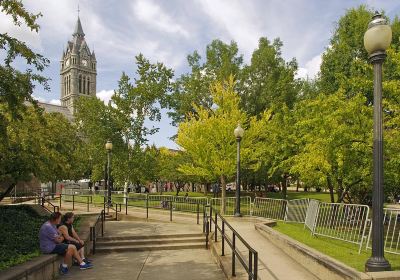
[73,17,85,37]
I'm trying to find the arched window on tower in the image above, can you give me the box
[68,76,71,94]
[83,76,86,94]
[79,75,82,93]
[87,77,90,94]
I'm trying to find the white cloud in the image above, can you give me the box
[49,99,61,105]
[196,0,263,60]
[32,95,47,103]
[133,0,190,38]
[96,89,114,105]
[0,11,42,51]
[296,53,322,79]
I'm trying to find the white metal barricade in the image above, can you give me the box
[285,198,310,223]
[366,208,400,255]
[312,202,369,252]
[252,198,287,220]
[210,197,251,216]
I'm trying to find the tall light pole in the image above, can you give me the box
[364,11,392,272]
[105,140,113,207]
[234,124,244,217]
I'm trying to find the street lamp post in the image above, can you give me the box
[234,124,244,217]
[364,12,392,272]
[105,140,113,207]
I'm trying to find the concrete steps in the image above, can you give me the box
[96,233,206,253]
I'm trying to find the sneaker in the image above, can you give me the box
[82,258,92,264]
[80,262,93,270]
[59,264,69,275]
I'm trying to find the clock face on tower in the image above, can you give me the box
[65,58,70,66]
[82,59,88,66]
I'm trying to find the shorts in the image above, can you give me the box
[50,243,69,255]
[66,241,83,251]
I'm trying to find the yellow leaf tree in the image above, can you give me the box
[176,77,256,214]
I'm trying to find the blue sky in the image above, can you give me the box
[1,0,399,148]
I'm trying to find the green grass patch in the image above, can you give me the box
[273,222,400,272]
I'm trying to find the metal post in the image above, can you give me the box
[125,197,128,215]
[59,194,62,210]
[107,150,111,207]
[210,207,213,232]
[101,211,104,236]
[254,252,258,280]
[222,221,225,256]
[249,252,253,280]
[365,51,391,271]
[170,201,173,221]
[206,220,209,249]
[197,203,200,225]
[214,212,217,242]
[203,207,206,233]
[235,138,242,217]
[72,195,75,210]
[146,194,149,219]
[232,233,236,276]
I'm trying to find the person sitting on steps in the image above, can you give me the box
[39,212,93,275]
[58,212,91,266]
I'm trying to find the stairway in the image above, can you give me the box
[95,233,205,253]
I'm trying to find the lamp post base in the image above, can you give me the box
[365,256,391,272]
[234,212,242,217]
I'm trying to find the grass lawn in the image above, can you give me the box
[273,222,400,272]
[264,191,336,202]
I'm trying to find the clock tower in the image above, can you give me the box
[60,16,97,113]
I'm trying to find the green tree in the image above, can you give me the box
[0,1,49,199]
[168,40,243,125]
[176,77,258,213]
[239,37,299,116]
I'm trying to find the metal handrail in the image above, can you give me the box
[123,196,201,224]
[89,210,105,254]
[40,197,60,213]
[205,205,258,280]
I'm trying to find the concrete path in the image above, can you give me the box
[63,249,224,280]
[63,220,224,280]
[224,217,319,280]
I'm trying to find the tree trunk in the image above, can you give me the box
[296,179,300,192]
[327,175,335,203]
[282,179,287,200]
[220,175,226,215]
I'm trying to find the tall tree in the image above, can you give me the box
[168,40,243,125]
[239,37,299,116]
[0,1,49,198]
[176,77,257,213]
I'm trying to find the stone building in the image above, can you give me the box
[38,15,97,117]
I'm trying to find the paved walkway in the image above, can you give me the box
[63,219,224,280]
[224,217,319,280]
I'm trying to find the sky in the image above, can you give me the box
[1,0,399,148]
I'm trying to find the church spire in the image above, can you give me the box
[73,16,85,37]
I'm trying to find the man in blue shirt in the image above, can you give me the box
[39,212,93,274]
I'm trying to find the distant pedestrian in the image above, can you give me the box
[184,192,189,201]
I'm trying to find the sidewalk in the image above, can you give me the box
[223,217,319,280]
[63,219,224,280]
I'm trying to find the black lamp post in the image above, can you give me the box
[105,140,113,207]
[234,124,244,217]
[364,12,392,272]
